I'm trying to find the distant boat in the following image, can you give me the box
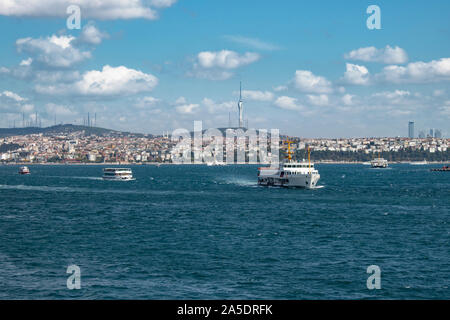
[371,158,388,168]
[410,159,428,165]
[19,166,30,175]
[431,165,450,172]
[102,168,134,181]
[206,159,226,166]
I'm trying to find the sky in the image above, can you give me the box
[0,0,449,138]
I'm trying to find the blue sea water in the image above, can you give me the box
[0,164,448,299]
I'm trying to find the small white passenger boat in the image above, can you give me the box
[102,168,134,181]
[19,166,30,175]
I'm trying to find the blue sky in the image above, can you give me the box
[0,0,449,137]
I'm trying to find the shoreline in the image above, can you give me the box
[1,161,448,166]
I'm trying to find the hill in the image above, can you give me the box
[0,124,152,138]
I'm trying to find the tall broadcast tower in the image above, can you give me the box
[238,81,244,128]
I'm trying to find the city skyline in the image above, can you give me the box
[1,0,450,138]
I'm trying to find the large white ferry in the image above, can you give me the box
[102,168,134,181]
[371,158,388,168]
[257,142,320,189]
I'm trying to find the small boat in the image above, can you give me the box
[19,166,30,175]
[102,168,134,180]
[431,166,450,172]
[371,158,388,168]
[410,159,428,165]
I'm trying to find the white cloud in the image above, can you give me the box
[343,63,371,85]
[372,90,412,105]
[345,45,408,64]
[202,98,234,114]
[45,103,77,116]
[197,50,260,69]
[175,96,187,105]
[223,35,281,51]
[16,35,91,68]
[0,0,176,20]
[342,94,355,106]
[190,50,260,81]
[78,24,109,45]
[0,90,27,102]
[241,90,274,101]
[377,58,450,83]
[307,94,329,106]
[19,58,32,66]
[0,91,33,113]
[273,85,288,92]
[293,70,333,93]
[149,0,177,8]
[274,96,304,111]
[373,90,411,100]
[136,96,160,108]
[36,65,158,96]
[176,104,199,114]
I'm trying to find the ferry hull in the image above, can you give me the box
[258,173,320,189]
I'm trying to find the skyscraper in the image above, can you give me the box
[408,121,414,138]
[238,82,244,128]
[434,129,442,138]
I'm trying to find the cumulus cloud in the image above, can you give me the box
[0,91,33,113]
[197,50,260,69]
[372,90,412,105]
[274,96,304,111]
[173,96,199,114]
[241,90,274,101]
[149,0,177,8]
[176,104,199,114]
[345,45,408,64]
[293,70,333,93]
[202,98,234,114]
[189,50,260,80]
[343,63,371,85]
[377,58,450,83]
[306,94,329,106]
[78,23,109,45]
[341,94,355,106]
[36,65,158,96]
[45,103,77,116]
[16,35,91,68]
[0,0,177,20]
[135,96,160,108]
[19,58,33,66]
[0,90,27,102]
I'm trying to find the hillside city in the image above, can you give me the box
[0,125,448,164]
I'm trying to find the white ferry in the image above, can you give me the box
[102,168,134,181]
[19,166,30,175]
[257,142,320,189]
[371,158,388,168]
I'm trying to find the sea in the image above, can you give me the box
[0,164,448,299]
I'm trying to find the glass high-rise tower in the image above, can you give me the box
[408,121,414,138]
